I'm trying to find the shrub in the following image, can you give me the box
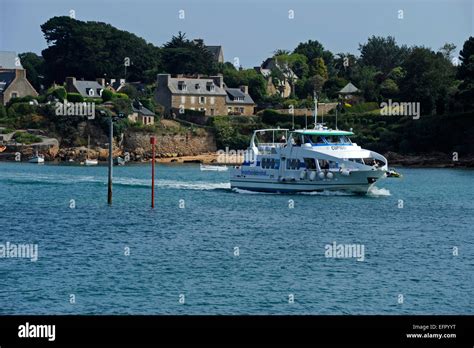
[0,104,6,119]
[101,89,113,102]
[8,102,36,117]
[84,97,102,104]
[52,87,67,101]
[113,93,129,100]
[13,131,42,144]
[0,127,14,134]
[67,93,84,103]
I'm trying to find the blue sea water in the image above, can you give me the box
[0,162,473,314]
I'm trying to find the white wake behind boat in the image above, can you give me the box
[200,164,228,171]
[230,94,388,194]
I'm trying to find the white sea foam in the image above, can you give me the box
[232,188,276,195]
[4,172,230,191]
[367,186,391,196]
[298,190,354,196]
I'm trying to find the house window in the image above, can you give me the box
[199,107,205,111]
[178,81,187,91]
[11,92,18,99]
[191,96,196,104]
[227,107,232,112]
[199,96,206,104]
[181,96,186,104]
[210,108,215,116]
[210,97,215,105]
[206,83,215,92]
[195,83,201,90]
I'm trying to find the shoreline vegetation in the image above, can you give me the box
[1,17,473,167]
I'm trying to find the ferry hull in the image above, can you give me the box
[230,170,385,194]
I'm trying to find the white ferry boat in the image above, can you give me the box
[230,97,388,194]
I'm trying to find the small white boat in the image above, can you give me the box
[85,159,98,166]
[29,151,44,164]
[200,163,228,171]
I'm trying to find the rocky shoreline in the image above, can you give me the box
[1,143,473,167]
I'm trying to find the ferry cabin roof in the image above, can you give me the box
[291,129,354,136]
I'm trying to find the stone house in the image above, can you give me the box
[254,57,297,98]
[155,74,255,116]
[65,77,104,98]
[226,86,255,115]
[0,52,38,105]
[155,74,228,116]
[128,100,155,125]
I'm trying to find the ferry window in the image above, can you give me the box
[286,159,300,170]
[338,136,351,144]
[324,135,351,145]
[319,160,329,169]
[304,158,316,170]
[305,135,326,145]
[262,158,278,169]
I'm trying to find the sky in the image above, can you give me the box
[0,0,472,68]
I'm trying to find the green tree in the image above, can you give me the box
[41,16,161,84]
[101,89,113,102]
[18,52,44,91]
[161,32,217,75]
[457,37,474,111]
[439,43,457,61]
[400,47,456,114]
[309,57,328,80]
[223,67,267,103]
[293,40,334,76]
[359,36,409,74]
[334,53,358,80]
[352,65,380,101]
[380,78,399,98]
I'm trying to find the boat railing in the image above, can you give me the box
[256,142,285,155]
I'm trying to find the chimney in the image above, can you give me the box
[211,74,223,88]
[96,78,105,87]
[239,85,248,94]
[157,74,170,89]
[15,69,26,79]
[66,77,76,93]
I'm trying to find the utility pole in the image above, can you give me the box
[107,116,113,205]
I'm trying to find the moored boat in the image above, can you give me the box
[200,163,228,171]
[28,152,45,164]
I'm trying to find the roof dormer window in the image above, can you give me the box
[206,82,215,92]
[195,83,201,90]
[178,81,187,91]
